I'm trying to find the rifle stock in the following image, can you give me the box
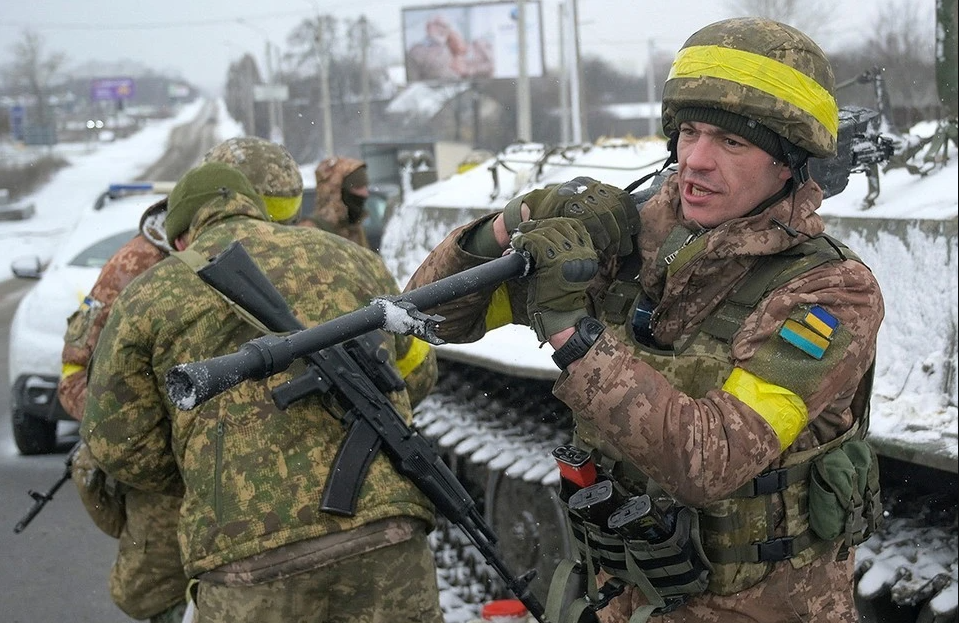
[180,241,547,621]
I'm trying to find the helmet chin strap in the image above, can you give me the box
[780,136,810,187]
[624,134,679,193]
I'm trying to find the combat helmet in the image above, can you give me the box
[661,17,839,169]
[203,136,304,223]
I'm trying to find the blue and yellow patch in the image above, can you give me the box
[779,305,839,359]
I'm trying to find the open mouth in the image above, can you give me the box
[685,182,716,198]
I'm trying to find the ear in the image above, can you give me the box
[174,233,190,251]
[776,160,793,182]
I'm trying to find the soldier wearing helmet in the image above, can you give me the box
[80,158,441,622]
[58,136,305,623]
[405,17,883,623]
[201,136,304,224]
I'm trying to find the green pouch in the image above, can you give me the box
[842,441,872,497]
[843,440,882,539]
[808,448,857,540]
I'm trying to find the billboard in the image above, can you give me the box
[91,77,135,102]
[402,1,544,84]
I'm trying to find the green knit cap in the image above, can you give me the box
[165,162,263,244]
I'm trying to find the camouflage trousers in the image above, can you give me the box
[111,489,189,620]
[192,528,444,623]
[596,543,858,623]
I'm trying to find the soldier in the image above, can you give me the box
[298,156,372,248]
[405,17,883,623]
[80,161,441,623]
[60,136,305,623]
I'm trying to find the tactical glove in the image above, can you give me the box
[503,176,638,259]
[511,217,599,342]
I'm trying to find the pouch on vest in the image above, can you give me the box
[808,440,880,546]
[619,506,711,610]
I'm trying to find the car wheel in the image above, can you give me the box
[12,407,58,455]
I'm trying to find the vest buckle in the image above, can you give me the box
[757,536,795,562]
[752,468,789,495]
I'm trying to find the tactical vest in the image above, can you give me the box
[552,226,880,620]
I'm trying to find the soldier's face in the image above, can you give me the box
[676,121,791,228]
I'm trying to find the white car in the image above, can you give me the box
[8,182,172,455]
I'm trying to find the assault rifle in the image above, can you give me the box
[14,441,81,533]
[170,242,546,621]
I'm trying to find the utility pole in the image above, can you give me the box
[314,17,335,158]
[359,16,372,141]
[558,2,570,144]
[265,41,281,143]
[516,0,532,142]
[646,38,657,137]
[565,0,585,143]
[244,64,256,136]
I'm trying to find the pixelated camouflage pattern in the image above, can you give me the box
[405,174,882,621]
[60,234,167,420]
[202,137,303,198]
[58,227,184,618]
[193,526,443,623]
[300,157,369,248]
[110,488,188,619]
[82,192,436,578]
[595,543,855,623]
[71,440,126,538]
[661,17,837,158]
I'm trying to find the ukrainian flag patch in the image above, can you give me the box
[779,305,839,359]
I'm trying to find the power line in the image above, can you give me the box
[1,10,309,32]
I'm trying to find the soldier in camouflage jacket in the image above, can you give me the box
[60,137,310,623]
[82,162,442,623]
[299,156,371,248]
[405,17,883,623]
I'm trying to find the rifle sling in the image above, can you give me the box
[171,249,274,336]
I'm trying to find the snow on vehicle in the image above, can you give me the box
[7,182,173,455]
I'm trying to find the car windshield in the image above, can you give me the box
[68,230,138,268]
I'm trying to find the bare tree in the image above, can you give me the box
[723,0,831,41]
[864,0,937,115]
[2,30,65,127]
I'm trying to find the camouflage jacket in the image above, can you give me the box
[82,193,437,578]
[59,235,167,420]
[300,157,368,248]
[407,174,882,503]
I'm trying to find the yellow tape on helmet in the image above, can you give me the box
[669,45,838,139]
[261,194,303,223]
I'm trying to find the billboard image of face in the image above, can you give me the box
[403,1,544,84]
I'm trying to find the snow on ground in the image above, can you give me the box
[0,98,244,280]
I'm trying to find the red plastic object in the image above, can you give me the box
[481,599,529,620]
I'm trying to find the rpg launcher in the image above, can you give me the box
[167,241,547,622]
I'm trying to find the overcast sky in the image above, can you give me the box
[2,0,913,95]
